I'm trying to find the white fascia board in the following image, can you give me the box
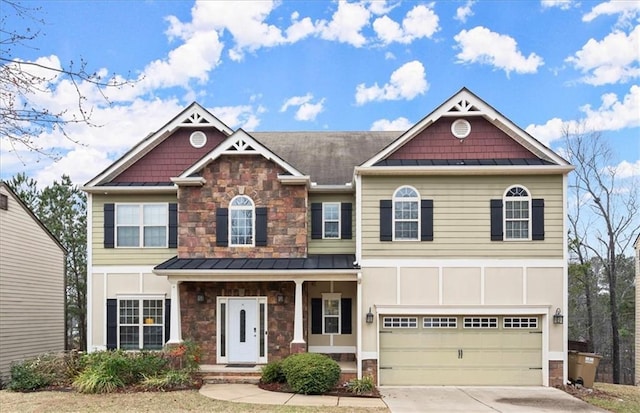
[375,304,551,315]
[179,129,304,179]
[355,165,574,176]
[84,102,233,188]
[82,185,178,194]
[155,270,359,281]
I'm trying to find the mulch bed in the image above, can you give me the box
[557,384,611,401]
[258,382,381,398]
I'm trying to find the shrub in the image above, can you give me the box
[140,370,193,391]
[260,360,285,384]
[281,353,340,394]
[165,340,201,372]
[7,352,81,391]
[73,364,124,394]
[346,376,375,394]
[8,360,52,391]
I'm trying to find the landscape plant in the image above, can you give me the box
[280,353,340,394]
[260,360,285,384]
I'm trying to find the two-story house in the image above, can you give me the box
[83,88,572,387]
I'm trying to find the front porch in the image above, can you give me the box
[198,361,358,384]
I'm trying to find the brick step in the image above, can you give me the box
[201,374,261,384]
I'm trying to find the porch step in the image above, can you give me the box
[200,373,261,385]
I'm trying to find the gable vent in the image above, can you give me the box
[190,131,207,148]
[451,119,471,139]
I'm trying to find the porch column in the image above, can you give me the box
[166,280,183,345]
[291,279,306,353]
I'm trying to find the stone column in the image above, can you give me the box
[290,279,306,353]
[166,280,183,345]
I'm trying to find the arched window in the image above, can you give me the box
[393,186,420,240]
[230,196,254,246]
[504,185,531,240]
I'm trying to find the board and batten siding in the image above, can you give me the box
[92,194,178,266]
[361,174,564,259]
[307,194,356,255]
[0,185,65,381]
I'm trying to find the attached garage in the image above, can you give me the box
[379,315,542,386]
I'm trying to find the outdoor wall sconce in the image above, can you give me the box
[553,308,564,325]
[196,291,205,303]
[366,307,374,324]
[276,293,284,304]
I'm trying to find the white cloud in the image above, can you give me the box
[355,60,428,105]
[280,94,324,121]
[525,85,640,144]
[541,0,574,10]
[583,0,640,25]
[565,26,640,86]
[370,117,413,131]
[455,0,476,22]
[211,105,263,130]
[373,4,440,44]
[454,26,544,75]
[317,1,370,47]
[611,159,640,178]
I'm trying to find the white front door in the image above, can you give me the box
[228,298,258,363]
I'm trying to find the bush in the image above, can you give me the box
[8,352,81,391]
[140,370,193,391]
[165,340,201,372]
[260,360,285,384]
[346,376,375,394]
[8,361,51,391]
[281,353,340,394]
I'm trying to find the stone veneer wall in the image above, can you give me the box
[362,359,378,385]
[178,155,307,259]
[179,281,306,364]
[549,360,564,387]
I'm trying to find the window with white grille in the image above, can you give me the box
[463,317,498,328]
[423,317,457,328]
[383,317,418,328]
[503,317,538,329]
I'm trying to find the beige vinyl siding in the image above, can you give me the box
[307,194,356,255]
[361,174,564,259]
[92,194,178,266]
[0,186,65,381]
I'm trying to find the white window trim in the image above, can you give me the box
[116,295,166,350]
[322,293,341,335]
[392,185,420,241]
[503,185,532,241]
[322,202,341,239]
[229,195,255,247]
[115,203,169,248]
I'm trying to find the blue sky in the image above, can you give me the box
[1,0,639,187]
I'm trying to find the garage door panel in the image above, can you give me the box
[380,349,460,366]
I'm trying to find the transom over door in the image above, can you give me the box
[379,315,543,386]
[228,299,258,363]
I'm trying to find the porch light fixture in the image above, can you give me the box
[196,291,205,303]
[366,307,374,324]
[553,308,564,325]
[276,293,284,304]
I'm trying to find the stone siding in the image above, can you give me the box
[361,359,378,385]
[549,360,564,387]
[178,155,307,259]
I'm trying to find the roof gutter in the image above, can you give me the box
[82,185,178,194]
[354,165,574,176]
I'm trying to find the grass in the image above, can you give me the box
[580,383,640,413]
[0,389,388,413]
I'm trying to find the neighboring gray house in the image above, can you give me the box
[0,182,66,383]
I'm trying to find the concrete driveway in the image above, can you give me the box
[380,386,609,413]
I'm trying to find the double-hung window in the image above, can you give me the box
[393,186,420,240]
[116,204,167,247]
[230,196,254,246]
[118,298,164,350]
[322,293,341,334]
[322,203,340,239]
[504,186,530,240]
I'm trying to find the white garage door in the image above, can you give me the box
[379,315,542,386]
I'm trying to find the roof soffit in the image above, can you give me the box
[361,87,570,167]
[84,102,233,188]
[178,129,305,179]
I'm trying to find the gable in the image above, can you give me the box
[111,127,228,184]
[387,117,536,161]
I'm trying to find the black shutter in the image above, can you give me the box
[106,299,117,350]
[341,203,352,239]
[311,298,322,334]
[341,298,352,334]
[311,203,322,239]
[164,299,171,343]
[216,208,228,246]
[532,199,545,240]
[255,207,267,246]
[379,200,392,241]
[490,199,503,241]
[168,203,178,248]
[421,199,434,241]
[104,203,115,248]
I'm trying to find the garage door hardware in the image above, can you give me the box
[457,349,464,359]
